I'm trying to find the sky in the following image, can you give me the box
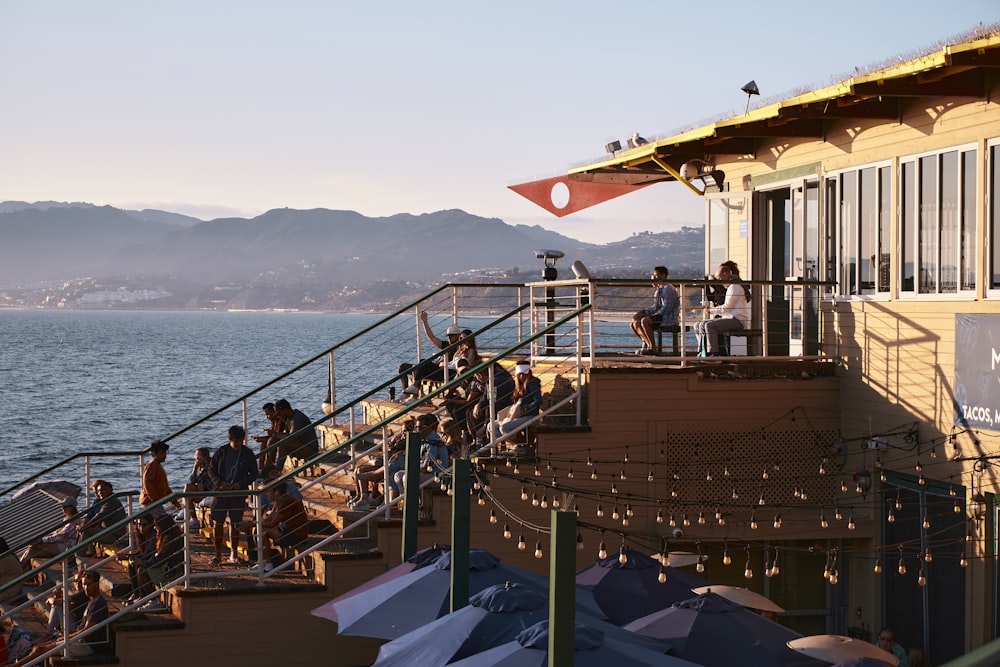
[0,2,996,244]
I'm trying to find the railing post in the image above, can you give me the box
[84,457,92,508]
[253,481,264,582]
[548,509,576,667]
[400,432,421,562]
[381,425,390,520]
[182,500,192,590]
[60,557,72,658]
[450,458,470,613]
[328,350,337,415]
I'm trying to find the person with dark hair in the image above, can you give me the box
[630,265,680,355]
[208,425,259,565]
[876,628,910,667]
[498,363,543,438]
[252,402,284,468]
[12,569,109,664]
[695,260,750,357]
[470,363,515,442]
[177,446,212,530]
[272,398,318,467]
[250,482,309,573]
[140,440,181,516]
[78,480,127,549]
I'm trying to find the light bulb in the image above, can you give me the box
[771,562,779,576]
[954,500,962,513]
[874,559,882,574]
[658,568,667,583]
[591,470,598,480]
[611,506,620,520]
[773,513,782,529]
[718,515,726,526]
[960,553,968,568]
[626,504,634,517]
[478,494,485,506]
[918,474,926,486]
[503,523,511,539]
[517,535,526,551]
[598,541,607,559]
[683,514,691,527]
[750,515,758,530]
[820,513,828,529]
[723,551,732,566]
[715,507,722,520]
[887,509,895,523]
[531,494,539,507]
[924,549,933,562]
[762,469,769,480]
[513,464,519,474]
[520,487,528,501]
[489,509,497,524]
[540,496,548,509]
[698,512,706,525]
[829,571,839,585]
[671,485,678,499]
[669,514,676,527]
[619,546,628,565]
[648,470,654,482]
[841,480,849,493]
[656,509,664,524]
[744,564,753,579]
[567,468,574,478]
[576,532,584,550]
[552,496,560,508]
[835,507,843,521]
[848,516,856,530]
[922,515,930,529]
[731,488,739,500]
[819,460,827,475]
[696,561,705,574]
[596,504,604,518]
[758,494,766,506]
[611,483,618,495]
[897,559,906,575]
[620,469,627,480]
[917,569,926,586]
[534,541,543,559]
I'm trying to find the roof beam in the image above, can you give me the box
[655,137,757,157]
[779,96,899,120]
[713,118,825,139]
[946,49,1000,68]
[568,170,672,186]
[850,67,985,97]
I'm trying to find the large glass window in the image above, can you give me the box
[827,164,891,296]
[990,143,1000,289]
[901,147,977,295]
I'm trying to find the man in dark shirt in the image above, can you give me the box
[78,480,127,548]
[208,425,259,565]
[273,398,318,464]
[15,570,108,663]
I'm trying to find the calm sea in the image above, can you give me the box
[0,310,384,494]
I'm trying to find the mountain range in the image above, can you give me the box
[0,202,705,310]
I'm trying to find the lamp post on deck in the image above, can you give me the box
[536,249,563,355]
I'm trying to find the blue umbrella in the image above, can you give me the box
[332,549,602,640]
[624,592,827,667]
[576,548,709,625]
[448,620,705,667]
[372,582,668,666]
[311,544,451,624]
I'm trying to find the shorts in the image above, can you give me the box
[210,507,245,525]
[648,313,663,325]
[275,525,306,548]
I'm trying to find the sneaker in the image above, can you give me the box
[351,501,372,511]
[250,562,274,573]
[139,600,166,612]
[173,511,185,523]
[640,348,658,356]
[635,343,649,355]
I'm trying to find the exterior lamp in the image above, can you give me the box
[969,493,988,522]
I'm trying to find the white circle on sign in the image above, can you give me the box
[550,182,570,209]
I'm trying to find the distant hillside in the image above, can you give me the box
[0,201,706,310]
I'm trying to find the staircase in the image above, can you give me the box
[0,282,592,666]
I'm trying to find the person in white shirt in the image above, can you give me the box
[696,260,750,357]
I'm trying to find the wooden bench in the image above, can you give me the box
[654,324,682,355]
[720,329,764,356]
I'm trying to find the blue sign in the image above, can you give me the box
[954,313,1000,431]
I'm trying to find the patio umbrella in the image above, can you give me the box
[787,636,899,666]
[11,480,81,504]
[690,584,785,613]
[372,582,669,666]
[333,548,602,640]
[576,548,708,625]
[448,620,704,667]
[310,544,451,623]
[623,591,827,667]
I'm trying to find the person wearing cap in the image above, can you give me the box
[496,363,543,438]
[18,501,80,570]
[397,311,466,394]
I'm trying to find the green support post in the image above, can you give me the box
[450,457,470,613]
[548,509,576,667]
[400,431,421,562]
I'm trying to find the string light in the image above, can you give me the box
[873,558,882,574]
[597,533,607,560]
[619,543,629,565]
[567,468,574,479]
[626,503,634,517]
[683,513,691,527]
[531,492,539,507]
[848,513,856,531]
[620,469,627,481]
[698,511,706,525]
[706,469,713,481]
[773,513,782,529]
[743,545,753,580]
[897,547,906,575]
[611,503,620,521]
[534,466,541,477]
[731,487,739,500]
[489,509,497,524]
[503,523,511,539]
[917,567,926,586]
[764,547,773,577]
[750,510,758,530]
[517,533,526,551]
[576,530,584,550]
[648,469,654,482]
[722,540,732,566]
[658,565,667,583]
[534,539,543,559]
[922,514,930,530]
[820,511,829,529]
[770,547,780,576]
[669,513,677,528]
[835,507,843,521]
[520,486,528,501]
[924,548,933,563]
[656,508,664,524]
[540,495,548,509]
[819,458,827,475]
[841,479,849,493]
[478,491,485,506]
[696,543,705,573]
[596,504,604,518]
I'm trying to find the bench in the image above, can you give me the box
[720,329,764,356]
[654,324,682,355]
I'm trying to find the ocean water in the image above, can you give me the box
[0,309,384,494]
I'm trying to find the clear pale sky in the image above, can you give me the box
[0,2,995,244]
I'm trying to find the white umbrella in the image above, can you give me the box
[690,584,785,613]
[787,636,899,666]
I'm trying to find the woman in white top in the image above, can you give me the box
[696,260,750,356]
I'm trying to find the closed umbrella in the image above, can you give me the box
[624,591,827,667]
[448,620,705,667]
[576,548,708,625]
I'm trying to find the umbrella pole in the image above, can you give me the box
[450,458,471,613]
[549,509,576,666]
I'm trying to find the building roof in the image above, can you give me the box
[510,24,1000,215]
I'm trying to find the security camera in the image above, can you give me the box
[671,528,684,539]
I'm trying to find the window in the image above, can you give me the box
[990,143,1000,290]
[900,147,977,295]
[825,163,891,296]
